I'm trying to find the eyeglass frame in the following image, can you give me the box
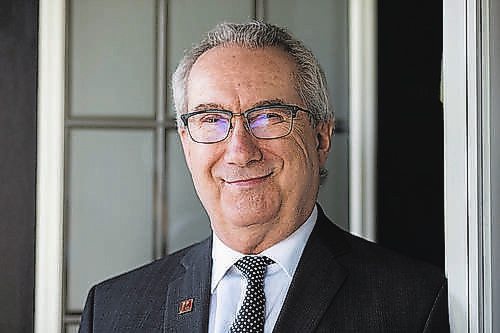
[180,103,313,144]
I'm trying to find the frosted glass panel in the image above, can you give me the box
[267,1,350,229]
[66,324,79,333]
[69,0,155,117]
[167,131,211,253]
[167,0,254,118]
[67,129,154,311]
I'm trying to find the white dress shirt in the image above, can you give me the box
[208,205,317,333]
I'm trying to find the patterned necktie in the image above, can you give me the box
[230,256,274,333]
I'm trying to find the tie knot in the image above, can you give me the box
[234,256,274,282]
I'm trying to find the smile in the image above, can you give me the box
[224,173,272,186]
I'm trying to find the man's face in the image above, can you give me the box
[179,46,332,248]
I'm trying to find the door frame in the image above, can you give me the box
[443,0,497,331]
[35,0,66,332]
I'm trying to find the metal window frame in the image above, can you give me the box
[62,0,171,324]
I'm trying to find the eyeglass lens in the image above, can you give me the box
[187,107,293,143]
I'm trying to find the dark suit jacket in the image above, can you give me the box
[79,206,449,332]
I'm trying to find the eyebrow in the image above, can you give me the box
[191,99,288,113]
[191,103,226,112]
[248,99,287,109]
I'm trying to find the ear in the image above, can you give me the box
[178,126,193,173]
[315,119,334,168]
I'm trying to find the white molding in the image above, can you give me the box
[480,0,493,330]
[348,0,377,241]
[444,0,494,331]
[35,0,66,332]
[443,1,471,331]
[465,1,481,331]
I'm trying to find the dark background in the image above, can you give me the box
[0,0,38,332]
[0,0,443,331]
[376,1,445,269]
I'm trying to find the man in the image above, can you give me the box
[79,21,449,332]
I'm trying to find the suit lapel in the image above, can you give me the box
[163,238,212,333]
[272,206,350,332]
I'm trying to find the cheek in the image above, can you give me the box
[276,138,318,186]
[190,151,213,180]
[290,128,319,168]
[185,145,219,184]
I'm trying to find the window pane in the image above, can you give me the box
[167,131,211,253]
[67,129,154,311]
[267,0,350,229]
[167,0,254,118]
[69,0,155,117]
[65,324,79,333]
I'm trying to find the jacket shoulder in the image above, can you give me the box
[94,242,197,290]
[327,227,448,331]
[79,239,210,332]
[311,213,449,331]
[340,229,446,285]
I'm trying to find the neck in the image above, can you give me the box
[212,204,315,254]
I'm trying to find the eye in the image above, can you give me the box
[262,112,284,120]
[198,113,227,124]
[249,108,288,125]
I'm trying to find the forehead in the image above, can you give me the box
[193,44,296,68]
[186,46,302,110]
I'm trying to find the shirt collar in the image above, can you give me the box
[210,205,317,293]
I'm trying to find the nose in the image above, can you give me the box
[223,115,263,166]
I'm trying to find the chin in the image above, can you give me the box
[238,189,277,207]
[223,195,280,225]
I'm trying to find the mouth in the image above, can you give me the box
[224,172,273,187]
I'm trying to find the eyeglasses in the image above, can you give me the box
[180,104,312,144]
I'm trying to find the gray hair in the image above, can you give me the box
[171,21,333,127]
[172,21,332,183]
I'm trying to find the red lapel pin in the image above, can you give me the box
[178,298,194,314]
